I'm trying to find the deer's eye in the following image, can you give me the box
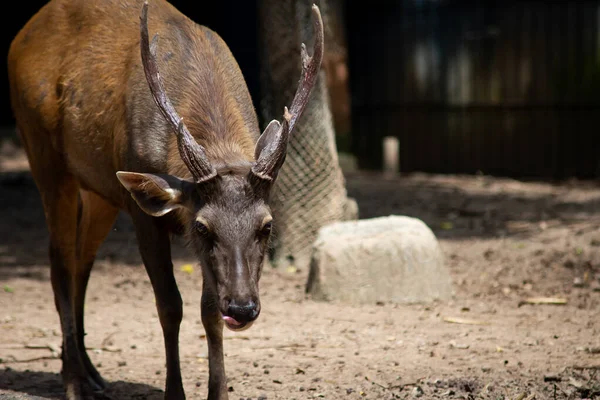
[259,221,273,237]
[194,220,211,237]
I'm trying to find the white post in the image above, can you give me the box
[383,136,399,177]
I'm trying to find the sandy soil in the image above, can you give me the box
[0,144,599,399]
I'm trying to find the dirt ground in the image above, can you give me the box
[0,143,599,400]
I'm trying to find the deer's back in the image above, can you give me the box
[9,0,260,201]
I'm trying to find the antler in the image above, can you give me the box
[252,4,324,181]
[140,1,217,183]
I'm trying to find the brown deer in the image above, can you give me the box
[7,0,323,399]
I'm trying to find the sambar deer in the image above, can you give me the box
[8,0,323,398]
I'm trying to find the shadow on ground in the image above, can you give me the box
[0,171,143,274]
[0,368,164,400]
[345,171,600,240]
[0,170,193,281]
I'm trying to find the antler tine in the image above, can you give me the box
[140,1,216,182]
[252,4,324,182]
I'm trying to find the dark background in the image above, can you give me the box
[346,0,600,180]
[0,1,262,126]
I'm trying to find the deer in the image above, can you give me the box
[7,0,323,398]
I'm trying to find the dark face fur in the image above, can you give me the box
[189,173,272,330]
[116,169,273,331]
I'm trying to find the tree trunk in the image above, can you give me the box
[258,0,357,270]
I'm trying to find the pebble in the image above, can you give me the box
[411,386,424,397]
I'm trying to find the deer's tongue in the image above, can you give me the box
[222,315,242,327]
[222,315,254,332]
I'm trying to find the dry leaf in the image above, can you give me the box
[180,264,194,274]
[286,266,297,274]
[440,221,453,230]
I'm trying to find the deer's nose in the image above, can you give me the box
[227,299,259,323]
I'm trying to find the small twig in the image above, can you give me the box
[86,346,122,353]
[324,317,357,323]
[387,382,420,390]
[0,343,61,352]
[518,297,567,307]
[571,365,600,370]
[0,344,29,350]
[443,316,489,326]
[252,343,307,350]
[101,331,118,348]
[586,369,598,386]
[364,375,425,392]
[224,336,251,340]
[1,355,59,364]
[554,383,570,398]
[364,376,388,390]
[24,344,53,350]
[5,343,62,356]
[218,335,272,341]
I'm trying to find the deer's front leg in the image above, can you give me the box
[132,209,185,400]
[201,285,228,400]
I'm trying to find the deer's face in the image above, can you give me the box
[116,170,272,331]
[188,174,271,331]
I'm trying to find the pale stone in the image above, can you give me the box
[306,215,453,305]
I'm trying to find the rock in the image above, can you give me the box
[306,215,453,305]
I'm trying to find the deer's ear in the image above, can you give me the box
[116,171,188,217]
[254,119,282,162]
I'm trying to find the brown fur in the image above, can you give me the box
[8,2,323,398]
[8,0,260,205]
[8,1,263,399]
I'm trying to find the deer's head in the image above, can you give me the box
[116,2,323,331]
